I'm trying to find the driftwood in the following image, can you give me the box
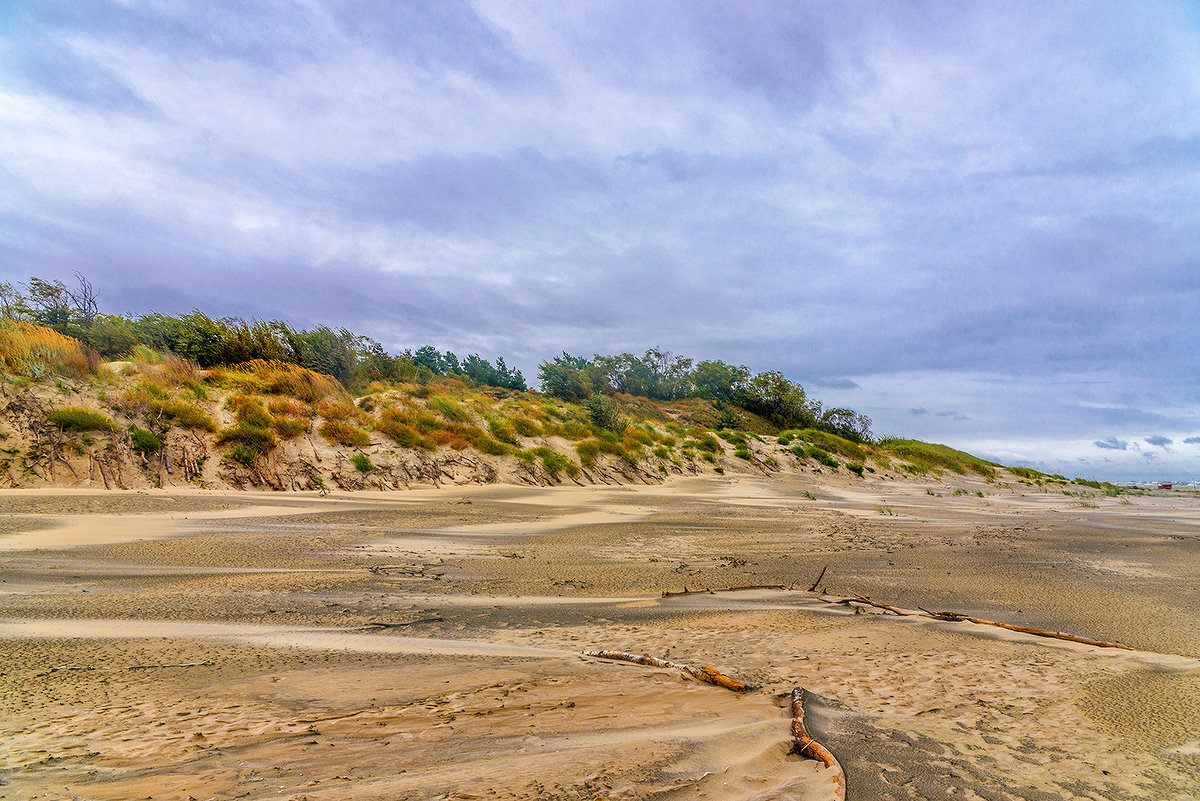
[808,565,828,592]
[582,650,748,692]
[662,584,789,598]
[790,688,845,800]
[40,660,212,677]
[918,608,1138,651]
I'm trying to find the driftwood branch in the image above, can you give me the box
[662,584,788,598]
[582,650,748,692]
[790,688,845,800]
[918,608,1138,651]
[808,565,828,592]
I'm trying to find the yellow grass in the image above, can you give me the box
[0,321,98,379]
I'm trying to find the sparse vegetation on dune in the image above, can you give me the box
[0,278,1064,491]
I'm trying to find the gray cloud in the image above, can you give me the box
[810,377,860,390]
[1145,435,1173,448]
[1094,436,1128,450]
[1185,436,1200,445]
[2,1,1199,481]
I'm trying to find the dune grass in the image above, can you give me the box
[0,321,98,379]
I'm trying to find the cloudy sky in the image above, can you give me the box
[2,1,1198,480]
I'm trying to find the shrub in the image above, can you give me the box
[350,453,374,473]
[734,446,753,460]
[847,461,865,477]
[715,408,743,430]
[130,427,163,454]
[653,446,669,459]
[585,396,625,432]
[701,451,718,465]
[0,321,98,379]
[47,407,115,432]
[319,420,370,447]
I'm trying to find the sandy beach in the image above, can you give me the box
[3,471,1200,800]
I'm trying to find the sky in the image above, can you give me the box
[1,1,1198,481]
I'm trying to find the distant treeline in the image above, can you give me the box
[0,273,872,441]
[539,351,871,441]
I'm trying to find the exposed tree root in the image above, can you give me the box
[790,687,846,800]
[582,650,749,692]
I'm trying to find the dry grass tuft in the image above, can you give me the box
[0,321,98,379]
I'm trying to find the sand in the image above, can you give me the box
[2,471,1200,799]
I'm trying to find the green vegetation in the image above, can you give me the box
[47,407,115,432]
[879,439,997,477]
[129,427,163,454]
[1,274,1061,489]
[350,453,374,473]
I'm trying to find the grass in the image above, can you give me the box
[0,321,98,379]
[319,420,370,447]
[47,407,115,432]
[879,439,997,477]
[235,359,345,403]
[350,453,374,473]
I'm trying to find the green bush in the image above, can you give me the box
[350,453,374,473]
[847,461,865,477]
[653,445,669,459]
[734,446,752,460]
[130,427,163,454]
[585,396,625,432]
[47,408,115,432]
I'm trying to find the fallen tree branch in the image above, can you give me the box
[790,688,845,800]
[582,650,748,692]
